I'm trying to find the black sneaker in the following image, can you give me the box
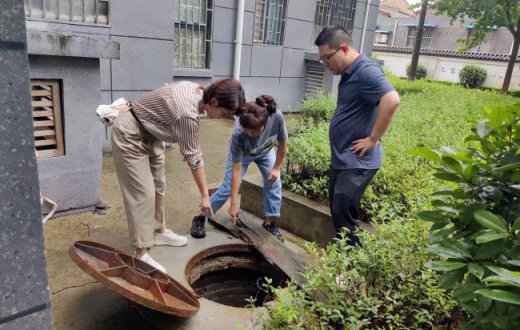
[191,215,206,238]
[262,222,284,242]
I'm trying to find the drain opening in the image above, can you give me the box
[185,244,289,308]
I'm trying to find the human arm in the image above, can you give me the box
[267,141,287,182]
[228,162,242,225]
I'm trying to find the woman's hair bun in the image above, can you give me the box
[255,95,277,115]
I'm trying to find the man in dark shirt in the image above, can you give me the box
[314,26,400,246]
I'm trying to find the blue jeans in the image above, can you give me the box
[209,147,282,218]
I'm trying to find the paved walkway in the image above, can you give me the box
[43,118,306,329]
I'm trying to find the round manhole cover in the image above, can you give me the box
[69,240,200,318]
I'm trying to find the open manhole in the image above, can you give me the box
[185,244,289,308]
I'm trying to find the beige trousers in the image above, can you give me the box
[111,109,166,248]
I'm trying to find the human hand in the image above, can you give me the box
[200,194,214,217]
[351,136,377,157]
[267,168,281,182]
[228,202,239,226]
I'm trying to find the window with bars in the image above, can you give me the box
[312,0,357,46]
[374,33,389,45]
[31,80,65,159]
[406,27,434,48]
[24,0,109,25]
[253,0,288,45]
[174,0,213,69]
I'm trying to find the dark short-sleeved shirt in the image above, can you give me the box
[231,110,288,163]
[330,54,395,170]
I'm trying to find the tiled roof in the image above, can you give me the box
[372,45,520,62]
[380,0,416,17]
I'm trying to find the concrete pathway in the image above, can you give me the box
[43,119,307,329]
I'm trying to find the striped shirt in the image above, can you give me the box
[132,81,205,169]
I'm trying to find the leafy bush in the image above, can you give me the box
[406,63,428,80]
[299,90,336,121]
[284,121,330,201]
[459,64,488,89]
[409,103,520,329]
[257,220,459,329]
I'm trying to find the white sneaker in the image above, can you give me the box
[154,229,188,247]
[138,253,167,273]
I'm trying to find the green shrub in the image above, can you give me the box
[257,220,459,329]
[409,103,520,329]
[284,120,330,201]
[300,90,336,121]
[459,64,487,89]
[406,63,428,79]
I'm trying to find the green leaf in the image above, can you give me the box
[428,228,453,243]
[513,216,520,232]
[474,240,506,260]
[474,210,508,233]
[484,266,520,287]
[418,211,446,222]
[425,245,469,259]
[427,261,467,271]
[438,268,466,289]
[475,232,509,244]
[468,263,486,280]
[433,189,468,199]
[440,239,472,259]
[463,164,479,179]
[475,289,520,306]
[434,172,465,183]
[495,162,520,173]
[442,156,463,174]
[506,260,520,267]
[405,147,442,162]
[453,283,486,302]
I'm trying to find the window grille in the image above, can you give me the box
[374,33,389,45]
[174,0,213,69]
[31,80,65,159]
[312,0,357,46]
[253,0,288,45]
[406,27,434,48]
[24,0,109,25]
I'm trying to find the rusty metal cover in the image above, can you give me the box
[69,240,200,318]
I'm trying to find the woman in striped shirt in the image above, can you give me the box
[111,78,245,272]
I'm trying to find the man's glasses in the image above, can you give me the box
[319,47,341,64]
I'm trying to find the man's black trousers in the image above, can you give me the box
[328,168,378,246]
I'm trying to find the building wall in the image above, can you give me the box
[0,1,52,328]
[29,56,104,211]
[93,0,380,151]
[24,0,382,155]
[374,51,520,90]
[378,9,514,54]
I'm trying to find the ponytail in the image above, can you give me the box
[239,95,278,130]
[255,95,277,116]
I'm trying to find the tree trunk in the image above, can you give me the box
[501,33,520,94]
[408,0,428,82]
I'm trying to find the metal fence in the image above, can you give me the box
[253,0,287,45]
[174,0,213,69]
[312,0,357,46]
[24,0,109,25]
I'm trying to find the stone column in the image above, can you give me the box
[0,1,53,329]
